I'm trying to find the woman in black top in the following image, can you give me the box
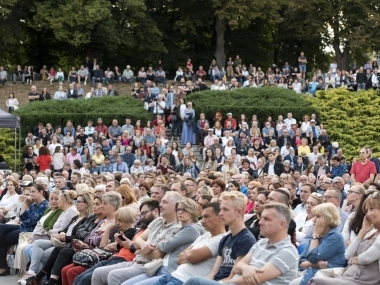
[39,88,51,101]
[148,146,159,166]
[245,190,269,240]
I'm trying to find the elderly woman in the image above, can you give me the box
[20,190,78,281]
[119,197,205,285]
[0,184,48,276]
[290,203,346,285]
[310,191,380,285]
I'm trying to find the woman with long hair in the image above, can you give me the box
[244,189,269,240]
[80,147,91,164]
[36,146,52,172]
[342,184,369,246]
[201,149,218,173]
[116,185,140,225]
[6,92,19,113]
[138,139,149,156]
[52,145,65,172]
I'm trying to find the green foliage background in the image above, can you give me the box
[14,97,153,138]
[306,87,380,158]
[0,128,20,171]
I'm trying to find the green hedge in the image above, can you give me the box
[14,97,153,137]
[187,87,320,124]
[306,88,380,158]
[0,129,20,171]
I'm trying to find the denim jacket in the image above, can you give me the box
[299,227,346,285]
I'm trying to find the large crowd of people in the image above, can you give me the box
[0,54,380,285]
[0,105,379,285]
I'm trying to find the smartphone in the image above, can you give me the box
[118,231,126,241]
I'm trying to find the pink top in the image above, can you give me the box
[66,153,81,168]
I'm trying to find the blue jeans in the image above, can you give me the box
[73,257,125,285]
[357,82,366,90]
[151,274,183,285]
[184,277,222,285]
[299,65,306,72]
[121,266,168,285]
[171,120,180,137]
[122,76,135,83]
[92,77,105,87]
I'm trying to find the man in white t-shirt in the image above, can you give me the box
[152,202,226,285]
[284,113,297,130]
[48,135,63,155]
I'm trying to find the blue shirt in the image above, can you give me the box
[99,164,113,173]
[299,227,346,285]
[240,185,248,196]
[113,162,129,173]
[19,200,49,232]
[214,228,256,280]
[330,164,345,179]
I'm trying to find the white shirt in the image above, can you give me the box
[49,143,63,155]
[294,203,306,216]
[171,232,225,282]
[308,152,320,165]
[284,118,296,129]
[280,146,290,158]
[268,162,275,175]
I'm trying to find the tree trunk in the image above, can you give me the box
[333,38,349,71]
[214,15,226,69]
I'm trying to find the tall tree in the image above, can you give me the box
[285,0,380,70]
[211,0,283,67]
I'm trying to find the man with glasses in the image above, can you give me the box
[332,177,346,207]
[184,178,197,200]
[294,183,316,215]
[323,188,348,232]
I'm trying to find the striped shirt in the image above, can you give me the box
[248,236,298,285]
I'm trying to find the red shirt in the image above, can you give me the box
[95,125,108,136]
[224,118,237,129]
[350,160,376,183]
[37,155,52,171]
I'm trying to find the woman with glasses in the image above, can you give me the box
[294,193,323,245]
[138,182,151,204]
[342,184,372,246]
[291,203,346,285]
[309,192,380,285]
[20,190,79,281]
[122,197,205,285]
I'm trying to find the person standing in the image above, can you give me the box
[181,102,196,144]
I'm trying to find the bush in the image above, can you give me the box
[14,97,153,137]
[187,87,320,125]
[0,128,20,171]
[305,87,380,158]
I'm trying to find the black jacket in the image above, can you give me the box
[263,161,284,176]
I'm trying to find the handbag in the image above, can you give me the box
[72,247,113,268]
[144,258,163,277]
[51,236,69,248]
[71,239,92,252]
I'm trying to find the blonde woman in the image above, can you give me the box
[117,185,140,225]
[294,193,323,244]
[195,185,214,201]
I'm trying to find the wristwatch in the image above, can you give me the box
[312,235,321,240]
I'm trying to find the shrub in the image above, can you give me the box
[14,97,153,137]
[305,87,380,158]
[187,87,320,125]
[0,128,20,171]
